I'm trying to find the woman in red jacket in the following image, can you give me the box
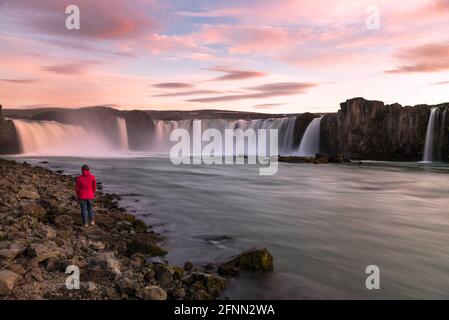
[75,164,97,227]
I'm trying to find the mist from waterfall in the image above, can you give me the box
[152,117,297,156]
[297,116,322,157]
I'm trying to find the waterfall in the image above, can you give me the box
[297,116,322,157]
[423,108,437,162]
[152,117,297,155]
[116,117,129,151]
[12,119,117,155]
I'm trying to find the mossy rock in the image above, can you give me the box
[126,234,167,257]
[223,248,274,272]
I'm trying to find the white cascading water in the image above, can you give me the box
[12,119,117,156]
[116,117,129,151]
[297,116,323,157]
[423,108,437,163]
[152,117,297,155]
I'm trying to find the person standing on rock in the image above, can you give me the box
[75,164,97,228]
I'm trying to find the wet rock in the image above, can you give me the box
[204,263,216,271]
[126,233,167,257]
[182,272,227,299]
[153,263,174,286]
[221,248,274,272]
[183,261,194,271]
[0,270,21,296]
[137,285,167,300]
[217,265,240,277]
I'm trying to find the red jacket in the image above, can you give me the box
[75,170,97,200]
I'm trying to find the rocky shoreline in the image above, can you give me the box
[0,158,273,300]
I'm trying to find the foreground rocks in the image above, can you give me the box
[0,158,229,300]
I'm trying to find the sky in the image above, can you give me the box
[1,0,449,113]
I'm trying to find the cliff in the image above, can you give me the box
[320,98,449,161]
[0,105,20,154]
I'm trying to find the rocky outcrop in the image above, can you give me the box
[0,105,20,154]
[320,98,448,161]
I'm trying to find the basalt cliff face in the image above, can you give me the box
[0,105,20,154]
[319,98,449,161]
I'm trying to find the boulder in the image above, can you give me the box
[0,270,21,296]
[95,252,121,275]
[153,263,174,286]
[137,285,167,300]
[221,248,274,272]
[29,243,62,263]
[116,277,138,295]
[182,272,227,299]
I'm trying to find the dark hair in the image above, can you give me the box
[81,164,90,171]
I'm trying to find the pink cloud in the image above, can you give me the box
[386,42,449,73]
[0,0,161,40]
[206,66,266,81]
[195,25,294,54]
[153,82,194,89]
[188,82,317,103]
[40,61,100,75]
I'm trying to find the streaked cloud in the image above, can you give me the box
[153,82,194,89]
[0,78,37,84]
[153,90,221,97]
[206,66,267,81]
[386,42,449,73]
[188,82,317,103]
